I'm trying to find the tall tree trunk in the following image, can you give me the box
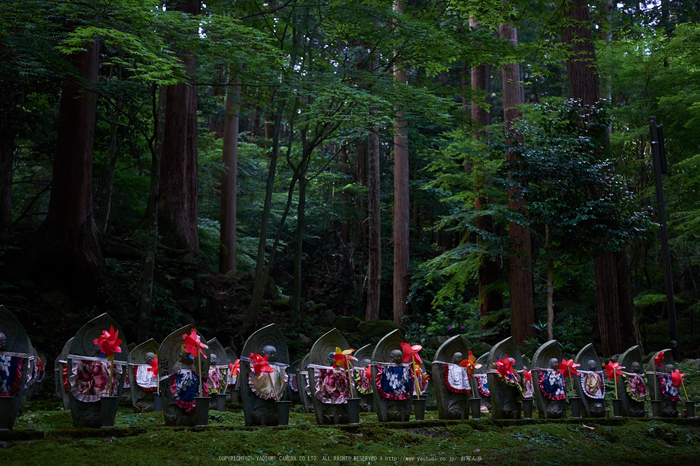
[99,96,123,234]
[290,171,307,318]
[500,19,535,346]
[366,127,381,321]
[219,77,240,274]
[159,0,201,254]
[393,0,410,325]
[470,18,501,330]
[37,40,107,293]
[0,119,15,232]
[137,85,166,344]
[562,0,636,356]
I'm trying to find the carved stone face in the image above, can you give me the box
[361,358,371,368]
[630,361,641,373]
[664,363,675,373]
[146,352,155,362]
[587,359,597,371]
[452,352,463,364]
[211,353,218,364]
[549,357,559,370]
[262,345,277,363]
[390,349,403,364]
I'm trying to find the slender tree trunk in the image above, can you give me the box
[219,77,240,274]
[0,121,14,232]
[99,96,123,234]
[37,40,107,293]
[547,258,554,341]
[470,18,501,330]
[393,0,410,325]
[159,0,201,254]
[137,85,166,344]
[356,142,368,253]
[290,171,307,318]
[366,127,381,321]
[500,20,535,346]
[562,0,636,356]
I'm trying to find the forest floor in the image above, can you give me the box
[3,392,700,466]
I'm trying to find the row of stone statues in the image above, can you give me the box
[0,305,694,430]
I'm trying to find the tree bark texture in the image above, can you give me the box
[562,0,637,355]
[159,0,201,253]
[0,74,20,232]
[38,40,107,293]
[219,78,240,274]
[366,127,381,321]
[500,21,535,346]
[137,85,166,344]
[393,1,410,325]
[470,18,501,327]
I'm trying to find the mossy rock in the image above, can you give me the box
[358,320,404,341]
[308,303,328,315]
[335,315,361,333]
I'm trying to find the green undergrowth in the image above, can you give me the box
[3,400,700,466]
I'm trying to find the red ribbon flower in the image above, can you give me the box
[523,369,532,383]
[495,355,515,379]
[364,366,372,380]
[605,361,622,382]
[400,342,423,365]
[250,353,273,376]
[94,326,122,360]
[459,350,482,378]
[333,347,358,370]
[653,351,665,368]
[37,358,46,371]
[230,359,240,377]
[558,359,581,378]
[181,329,208,359]
[671,369,685,387]
[147,356,159,378]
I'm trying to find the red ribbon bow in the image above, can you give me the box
[93,326,122,360]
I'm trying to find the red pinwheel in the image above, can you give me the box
[37,358,46,371]
[333,347,358,370]
[364,366,372,380]
[181,329,208,359]
[653,351,665,368]
[147,356,159,378]
[605,361,622,382]
[523,370,532,383]
[558,359,581,378]
[400,342,423,365]
[459,350,482,378]
[230,359,240,378]
[495,355,515,379]
[250,353,273,376]
[671,369,685,388]
[93,326,122,360]
[605,360,623,400]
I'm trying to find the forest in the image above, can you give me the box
[1,0,700,362]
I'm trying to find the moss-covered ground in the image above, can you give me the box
[2,399,700,466]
